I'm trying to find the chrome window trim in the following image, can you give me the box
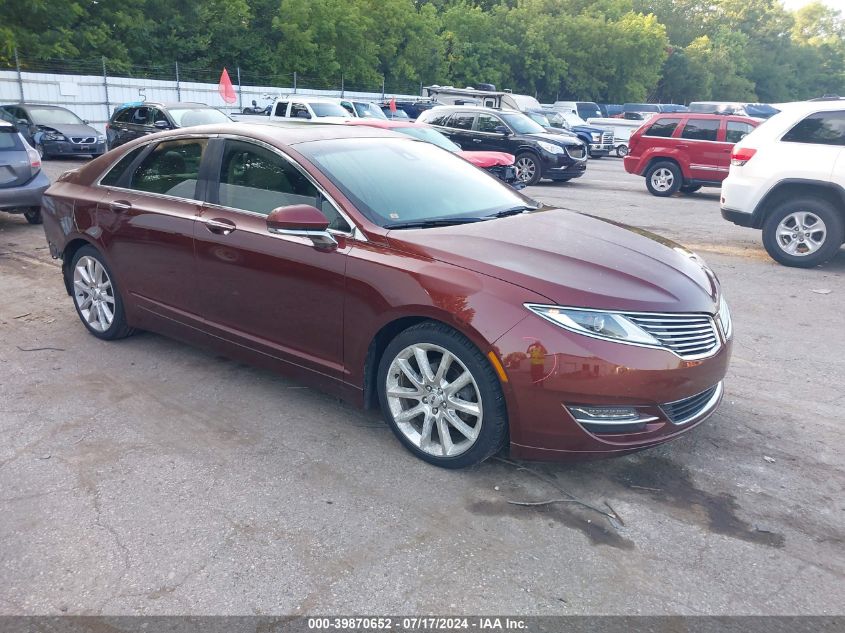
[524,303,723,361]
[215,133,365,242]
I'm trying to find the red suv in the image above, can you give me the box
[624,114,758,197]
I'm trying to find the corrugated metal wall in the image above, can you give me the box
[0,70,419,133]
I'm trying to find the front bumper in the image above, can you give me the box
[721,207,756,228]
[541,150,587,180]
[493,314,731,460]
[485,164,517,184]
[42,139,106,156]
[589,143,613,155]
[0,171,50,210]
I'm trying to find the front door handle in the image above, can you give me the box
[205,218,236,235]
[109,200,132,212]
[472,138,482,143]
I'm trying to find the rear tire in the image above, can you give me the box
[680,184,702,194]
[514,153,541,186]
[645,161,682,197]
[23,208,42,224]
[762,197,844,268]
[68,245,135,340]
[377,322,508,469]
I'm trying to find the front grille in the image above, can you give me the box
[661,384,720,424]
[601,130,614,144]
[567,145,586,159]
[625,313,719,359]
[71,137,96,144]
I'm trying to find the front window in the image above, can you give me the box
[298,137,528,227]
[782,111,845,146]
[167,108,230,127]
[475,113,505,133]
[396,126,460,152]
[353,102,386,119]
[28,107,84,126]
[500,112,546,134]
[129,139,207,198]
[311,102,349,118]
[100,146,145,187]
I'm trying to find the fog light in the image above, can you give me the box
[568,406,638,422]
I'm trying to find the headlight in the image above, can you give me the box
[43,133,66,141]
[97,135,106,142]
[717,295,732,339]
[590,132,601,142]
[537,140,563,154]
[526,304,659,346]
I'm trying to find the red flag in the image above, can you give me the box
[389,97,397,113]
[218,68,237,104]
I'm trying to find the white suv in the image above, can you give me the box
[721,100,845,267]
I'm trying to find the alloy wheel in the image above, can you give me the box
[515,157,536,183]
[776,211,827,256]
[73,255,116,332]
[650,167,674,192]
[385,343,483,458]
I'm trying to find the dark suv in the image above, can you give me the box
[417,106,586,185]
[106,102,231,149]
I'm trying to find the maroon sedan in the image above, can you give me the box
[41,124,732,468]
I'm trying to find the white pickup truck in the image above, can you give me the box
[269,96,351,123]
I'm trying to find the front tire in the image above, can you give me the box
[615,144,628,158]
[23,208,42,224]
[514,152,541,186]
[69,245,134,340]
[762,197,844,268]
[377,322,508,468]
[645,161,682,197]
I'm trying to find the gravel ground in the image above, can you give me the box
[0,155,843,616]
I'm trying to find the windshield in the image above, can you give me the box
[311,102,349,117]
[527,112,551,127]
[29,107,84,126]
[396,126,460,152]
[561,111,587,126]
[386,109,410,120]
[353,102,387,119]
[543,112,568,128]
[298,137,527,227]
[168,108,230,127]
[500,112,546,134]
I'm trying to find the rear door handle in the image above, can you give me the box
[205,218,236,235]
[109,200,132,212]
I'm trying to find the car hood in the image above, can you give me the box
[36,123,99,137]
[458,150,515,168]
[524,132,583,147]
[573,124,606,134]
[386,209,719,313]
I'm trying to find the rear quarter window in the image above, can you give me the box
[0,128,24,150]
[644,118,680,137]
[782,111,845,146]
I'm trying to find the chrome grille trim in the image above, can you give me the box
[661,382,723,425]
[625,313,720,360]
[601,131,614,144]
[71,136,96,144]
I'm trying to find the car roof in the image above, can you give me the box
[125,102,212,109]
[424,104,511,114]
[148,121,404,146]
[344,119,416,129]
[646,113,756,121]
[6,103,75,111]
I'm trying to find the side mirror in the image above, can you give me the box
[494,125,511,136]
[267,204,336,248]
[83,119,89,124]
[16,118,28,126]
[154,120,170,130]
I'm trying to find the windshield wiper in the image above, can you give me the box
[384,217,489,229]
[486,204,539,218]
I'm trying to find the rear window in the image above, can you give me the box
[681,118,720,141]
[644,118,679,137]
[0,128,23,151]
[100,146,146,186]
[782,111,845,146]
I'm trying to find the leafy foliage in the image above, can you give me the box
[0,0,842,102]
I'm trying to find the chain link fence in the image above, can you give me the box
[0,51,426,132]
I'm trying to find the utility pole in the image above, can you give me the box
[175,61,181,102]
[14,48,24,102]
[102,57,111,121]
[236,66,242,111]
[293,72,297,94]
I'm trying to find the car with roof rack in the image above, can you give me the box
[106,102,231,150]
[417,105,587,185]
